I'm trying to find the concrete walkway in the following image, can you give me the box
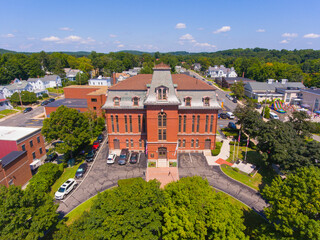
[312,134,320,142]
[206,139,231,165]
[146,167,179,188]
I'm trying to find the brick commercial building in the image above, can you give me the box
[45,85,108,117]
[0,127,46,187]
[102,63,221,165]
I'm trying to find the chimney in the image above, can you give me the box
[281,79,288,84]
[112,72,116,85]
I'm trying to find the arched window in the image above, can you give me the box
[114,97,120,106]
[204,97,210,106]
[157,87,168,100]
[185,97,191,106]
[133,97,139,106]
[158,112,167,140]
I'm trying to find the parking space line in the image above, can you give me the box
[137,152,141,164]
[59,135,108,203]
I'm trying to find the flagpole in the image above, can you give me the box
[236,130,241,161]
[244,137,249,163]
[232,139,236,162]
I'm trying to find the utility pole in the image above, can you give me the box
[18,90,23,106]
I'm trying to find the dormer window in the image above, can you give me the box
[133,97,139,106]
[204,97,210,106]
[114,97,120,106]
[157,87,167,100]
[185,97,191,106]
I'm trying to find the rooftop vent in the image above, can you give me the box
[267,79,274,84]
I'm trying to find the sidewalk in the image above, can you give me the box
[146,167,179,188]
[206,139,231,165]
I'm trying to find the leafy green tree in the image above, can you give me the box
[262,166,320,239]
[75,72,89,85]
[53,178,164,239]
[263,106,270,119]
[42,105,91,158]
[0,185,59,240]
[230,81,245,99]
[9,91,37,105]
[289,111,312,137]
[162,176,248,240]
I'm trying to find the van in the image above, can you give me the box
[226,112,235,119]
[269,112,279,120]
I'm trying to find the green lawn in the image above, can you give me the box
[0,109,19,116]
[50,161,84,197]
[212,141,223,156]
[224,146,277,190]
[47,87,64,94]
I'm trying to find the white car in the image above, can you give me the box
[107,153,117,164]
[55,178,77,200]
[270,112,279,120]
[226,112,235,119]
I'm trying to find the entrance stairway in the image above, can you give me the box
[157,159,168,167]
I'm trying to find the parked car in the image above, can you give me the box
[220,113,228,119]
[41,100,50,106]
[75,163,88,178]
[86,150,96,162]
[49,98,55,102]
[228,122,237,130]
[92,141,100,151]
[255,103,262,109]
[107,153,117,164]
[118,149,129,165]
[270,112,279,120]
[226,112,235,119]
[225,94,233,101]
[232,98,237,103]
[23,107,33,113]
[55,178,77,200]
[129,152,138,164]
[45,152,58,162]
[97,134,104,143]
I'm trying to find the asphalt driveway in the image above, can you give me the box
[178,153,268,216]
[57,140,147,216]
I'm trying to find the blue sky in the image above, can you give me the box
[0,0,319,53]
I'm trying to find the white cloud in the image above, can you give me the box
[303,33,320,39]
[195,42,216,48]
[2,33,15,38]
[282,33,298,38]
[117,44,124,48]
[280,39,289,44]
[113,40,121,44]
[60,27,73,31]
[65,35,82,41]
[256,29,265,33]
[175,23,186,29]
[41,36,60,42]
[214,26,231,34]
[109,34,117,38]
[179,33,194,40]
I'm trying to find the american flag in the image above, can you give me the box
[238,132,241,142]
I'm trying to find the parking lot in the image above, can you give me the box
[57,139,147,216]
[178,153,268,215]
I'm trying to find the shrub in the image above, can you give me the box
[212,141,223,156]
[42,93,49,98]
[27,163,63,193]
[233,167,240,172]
[148,161,156,167]
[118,177,144,187]
[38,96,43,100]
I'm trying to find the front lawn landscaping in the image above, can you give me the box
[47,87,64,94]
[212,141,223,156]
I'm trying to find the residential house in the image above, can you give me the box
[0,99,13,111]
[215,77,256,88]
[64,68,83,81]
[193,63,201,71]
[208,65,238,78]
[5,80,33,97]
[123,67,141,76]
[175,66,186,73]
[112,73,130,84]
[88,76,112,86]
[244,79,305,103]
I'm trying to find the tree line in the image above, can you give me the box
[1,48,320,87]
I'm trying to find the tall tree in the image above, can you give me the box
[230,81,245,99]
[42,105,91,158]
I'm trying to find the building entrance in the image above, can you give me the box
[158,147,167,159]
[113,139,120,149]
[205,139,211,149]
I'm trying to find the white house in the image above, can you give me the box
[5,80,34,96]
[193,63,201,71]
[27,75,62,89]
[0,86,11,99]
[88,76,112,86]
[64,68,83,81]
[208,65,238,78]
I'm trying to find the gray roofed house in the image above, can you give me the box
[64,68,83,81]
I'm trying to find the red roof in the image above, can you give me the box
[109,74,215,91]
[0,99,8,102]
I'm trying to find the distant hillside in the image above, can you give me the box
[117,50,149,55]
[0,48,16,54]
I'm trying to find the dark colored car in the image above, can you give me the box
[218,114,221,119]
[23,107,33,113]
[41,100,50,106]
[49,98,55,102]
[92,141,100,151]
[255,103,262,109]
[97,134,104,143]
[232,98,237,103]
[129,152,138,164]
[228,122,237,130]
[118,149,129,165]
[75,163,88,178]
[45,153,58,162]
[220,113,228,119]
[86,150,95,162]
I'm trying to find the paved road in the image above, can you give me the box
[178,153,268,216]
[312,134,320,142]
[0,106,44,127]
[57,140,147,216]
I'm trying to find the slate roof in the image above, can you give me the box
[0,151,26,168]
[301,88,320,95]
[6,81,30,91]
[46,98,87,108]
[245,82,305,91]
[27,75,59,82]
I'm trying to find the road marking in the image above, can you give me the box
[137,152,141,164]
[59,135,108,203]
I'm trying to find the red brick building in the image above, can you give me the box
[0,126,46,187]
[45,85,107,117]
[103,64,221,164]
